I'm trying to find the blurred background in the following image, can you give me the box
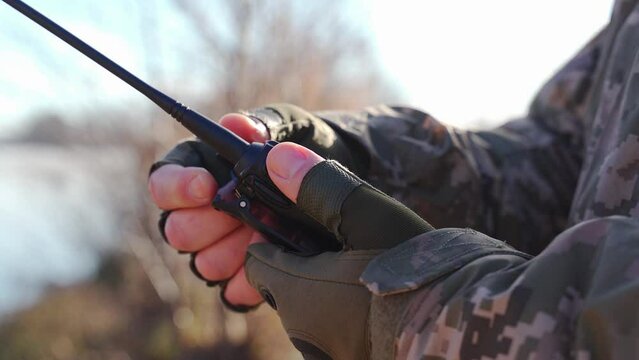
[0,0,611,359]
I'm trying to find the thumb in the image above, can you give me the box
[266,142,434,250]
[266,142,324,202]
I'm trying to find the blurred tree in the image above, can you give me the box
[167,0,394,128]
[147,2,397,358]
[0,0,395,359]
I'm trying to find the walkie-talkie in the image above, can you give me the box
[2,0,340,255]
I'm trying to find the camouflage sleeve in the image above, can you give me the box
[360,216,639,359]
[316,30,606,255]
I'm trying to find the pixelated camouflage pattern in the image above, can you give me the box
[316,34,602,254]
[154,0,639,356]
[241,1,639,358]
[342,0,639,358]
[362,216,639,359]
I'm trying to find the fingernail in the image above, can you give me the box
[269,146,308,180]
[188,174,209,200]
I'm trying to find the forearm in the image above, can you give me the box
[314,29,606,253]
[244,28,604,253]
[363,217,639,359]
[249,102,580,252]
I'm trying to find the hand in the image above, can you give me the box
[241,144,434,359]
[147,103,368,309]
[149,109,434,358]
[148,113,273,307]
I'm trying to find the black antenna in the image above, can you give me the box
[2,0,249,162]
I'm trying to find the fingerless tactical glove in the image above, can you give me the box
[245,160,434,360]
[149,104,371,310]
[243,104,369,176]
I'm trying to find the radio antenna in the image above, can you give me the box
[2,0,249,162]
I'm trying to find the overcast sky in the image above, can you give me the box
[366,0,613,127]
[0,0,613,133]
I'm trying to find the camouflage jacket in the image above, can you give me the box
[309,1,639,358]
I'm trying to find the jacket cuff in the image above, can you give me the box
[360,228,532,296]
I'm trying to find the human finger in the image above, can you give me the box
[220,113,269,143]
[193,226,254,281]
[164,206,241,252]
[267,142,434,250]
[223,267,264,307]
[148,164,217,210]
[266,142,323,202]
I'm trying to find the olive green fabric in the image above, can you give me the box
[297,160,361,241]
[245,244,381,360]
[245,159,434,359]
[340,183,434,250]
[297,160,434,250]
[244,103,369,176]
[368,292,415,360]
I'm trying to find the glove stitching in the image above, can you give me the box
[364,301,373,359]
[157,210,172,244]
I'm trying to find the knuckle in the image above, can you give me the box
[196,251,234,280]
[181,169,216,202]
[176,173,193,200]
[148,167,182,209]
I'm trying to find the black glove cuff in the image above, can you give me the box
[188,253,224,287]
[158,211,191,254]
[187,253,258,312]
[157,210,172,244]
[219,282,260,313]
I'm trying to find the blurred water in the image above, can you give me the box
[0,144,140,318]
